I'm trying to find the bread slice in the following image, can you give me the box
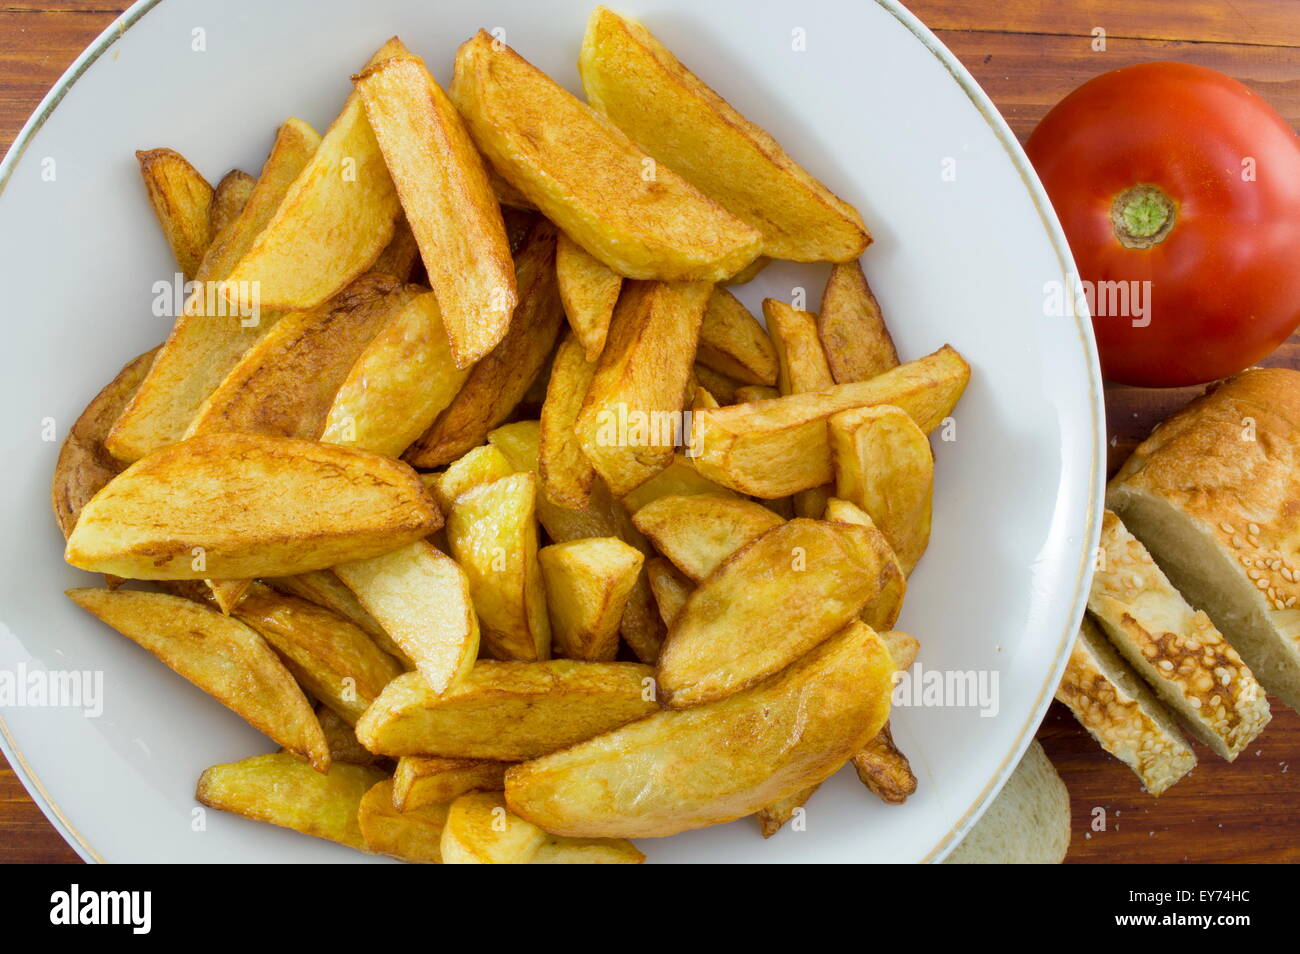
[1088,510,1270,760]
[1056,618,1196,794]
[1107,367,1300,713]
[943,741,1070,864]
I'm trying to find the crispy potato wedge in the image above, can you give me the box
[210,169,256,236]
[393,756,509,812]
[691,363,741,404]
[317,705,391,768]
[724,255,769,285]
[697,288,778,386]
[221,40,404,312]
[539,538,645,661]
[881,629,921,672]
[266,570,404,662]
[355,52,517,368]
[618,454,736,514]
[334,541,479,695]
[372,215,421,280]
[818,260,899,384]
[106,119,321,463]
[580,8,868,263]
[66,432,438,579]
[756,785,820,838]
[445,473,550,661]
[539,332,598,509]
[646,557,693,626]
[52,347,158,540]
[188,275,412,440]
[657,519,887,707]
[231,583,403,724]
[830,404,933,574]
[451,30,760,281]
[733,384,779,403]
[320,290,471,458]
[532,835,644,864]
[556,231,622,360]
[633,495,782,583]
[355,662,657,760]
[197,752,384,849]
[136,148,213,281]
[575,280,711,496]
[68,589,328,769]
[488,421,666,663]
[507,620,892,837]
[691,345,968,497]
[851,722,917,804]
[358,779,450,863]
[691,384,719,411]
[823,497,906,631]
[404,221,565,467]
[442,791,547,864]
[431,444,515,513]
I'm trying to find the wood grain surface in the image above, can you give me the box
[3,0,1298,865]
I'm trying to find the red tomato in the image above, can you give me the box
[1027,62,1300,387]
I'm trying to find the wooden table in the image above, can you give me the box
[3,0,1298,864]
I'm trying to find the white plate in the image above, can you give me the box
[0,0,1103,863]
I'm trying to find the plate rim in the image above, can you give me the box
[0,0,1104,865]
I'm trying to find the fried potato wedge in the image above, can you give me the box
[556,231,622,360]
[851,722,917,804]
[733,384,779,403]
[393,756,509,812]
[575,280,711,496]
[539,538,645,661]
[881,629,921,672]
[756,785,820,838]
[507,620,892,837]
[431,445,515,513]
[823,497,906,631]
[818,261,899,383]
[691,345,968,497]
[359,779,450,863]
[189,275,412,440]
[52,347,158,540]
[221,40,403,312]
[691,363,741,404]
[724,255,769,285]
[531,835,645,864]
[210,169,256,236]
[197,753,384,849]
[266,570,403,662]
[106,119,321,463]
[372,215,421,280]
[580,8,869,263]
[445,473,550,661]
[231,583,404,724]
[68,589,328,769]
[539,332,598,509]
[632,495,782,583]
[618,454,736,514]
[697,288,778,386]
[136,148,213,281]
[356,52,517,368]
[355,663,657,760]
[66,432,438,579]
[488,421,666,663]
[320,290,471,458]
[334,541,479,695]
[646,557,692,626]
[657,519,887,707]
[830,404,933,574]
[691,384,719,411]
[451,30,760,281]
[403,221,565,467]
[317,705,391,768]
[442,791,547,864]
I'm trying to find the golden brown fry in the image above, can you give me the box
[197,753,383,849]
[633,494,782,582]
[222,40,404,312]
[210,169,256,236]
[851,723,917,804]
[618,454,736,513]
[404,222,564,467]
[697,288,778,386]
[531,835,645,864]
[575,280,711,496]
[372,215,421,280]
[451,30,760,281]
[266,570,401,661]
[830,404,933,574]
[645,557,692,626]
[556,231,622,360]
[136,148,213,281]
[822,497,906,631]
[431,444,515,513]
[355,52,517,368]
[691,363,741,404]
[393,756,509,812]
[756,785,820,838]
[506,621,893,837]
[691,345,968,497]
[355,663,657,760]
[334,541,479,695]
[691,384,719,411]
[580,8,869,263]
[317,705,391,768]
[66,433,439,579]
[657,519,886,708]
[539,332,598,509]
[723,255,769,285]
[442,791,547,864]
[733,384,779,403]
[358,779,450,863]
[539,538,644,661]
[818,260,899,384]
[68,589,328,769]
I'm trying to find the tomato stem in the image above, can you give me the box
[1111,185,1176,249]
